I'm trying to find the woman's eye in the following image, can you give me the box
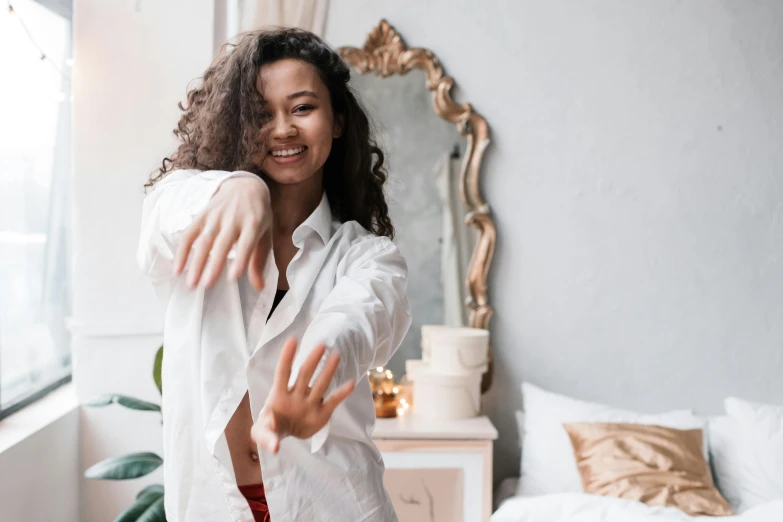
[294,105,314,113]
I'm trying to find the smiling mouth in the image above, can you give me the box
[270,146,307,158]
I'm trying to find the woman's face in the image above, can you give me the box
[254,59,343,186]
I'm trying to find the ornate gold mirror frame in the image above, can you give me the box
[338,20,497,392]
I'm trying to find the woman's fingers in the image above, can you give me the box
[294,344,327,395]
[273,337,298,393]
[322,379,355,415]
[229,226,258,281]
[251,410,281,454]
[308,351,340,402]
[173,219,204,275]
[186,221,219,288]
[202,227,240,288]
[247,232,271,291]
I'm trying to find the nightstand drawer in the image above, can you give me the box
[372,417,497,522]
[377,440,493,522]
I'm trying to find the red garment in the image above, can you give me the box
[238,483,271,522]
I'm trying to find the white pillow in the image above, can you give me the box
[514,410,525,449]
[706,415,744,512]
[518,382,705,496]
[723,396,783,511]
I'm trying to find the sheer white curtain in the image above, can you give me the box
[239,0,330,35]
[435,151,472,327]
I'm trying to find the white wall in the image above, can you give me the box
[71,0,214,520]
[0,391,79,522]
[325,0,783,483]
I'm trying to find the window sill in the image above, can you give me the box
[0,382,78,455]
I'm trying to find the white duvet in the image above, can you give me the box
[491,494,783,522]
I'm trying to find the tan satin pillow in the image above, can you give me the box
[564,423,733,516]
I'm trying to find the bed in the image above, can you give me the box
[490,384,783,521]
[492,493,783,521]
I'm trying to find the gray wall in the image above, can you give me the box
[326,0,783,483]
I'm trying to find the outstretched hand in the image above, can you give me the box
[251,337,355,454]
[173,176,272,291]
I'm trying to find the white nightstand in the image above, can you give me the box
[373,415,498,522]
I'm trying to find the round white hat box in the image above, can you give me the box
[421,325,489,363]
[420,325,449,362]
[405,358,429,382]
[428,327,489,375]
[413,367,482,420]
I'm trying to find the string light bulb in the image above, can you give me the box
[6,1,70,78]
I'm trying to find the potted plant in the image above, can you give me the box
[84,346,166,522]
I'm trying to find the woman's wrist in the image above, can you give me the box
[219,175,271,206]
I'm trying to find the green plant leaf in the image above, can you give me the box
[137,495,166,522]
[114,489,164,522]
[85,452,163,480]
[84,394,160,412]
[153,345,163,395]
[115,396,161,412]
[136,484,164,499]
[84,394,116,407]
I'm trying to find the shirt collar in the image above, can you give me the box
[292,192,333,247]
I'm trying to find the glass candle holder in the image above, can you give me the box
[373,388,398,418]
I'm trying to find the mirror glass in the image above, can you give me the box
[350,70,475,376]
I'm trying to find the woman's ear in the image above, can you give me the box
[333,114,345,139]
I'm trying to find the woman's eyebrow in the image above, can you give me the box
[287,90,318,100]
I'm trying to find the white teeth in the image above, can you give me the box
[272,146,305,157]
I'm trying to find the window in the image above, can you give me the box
[0,0,72,419]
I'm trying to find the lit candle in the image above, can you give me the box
[373,388,398,418]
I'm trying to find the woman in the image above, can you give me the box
[137,28,411,522]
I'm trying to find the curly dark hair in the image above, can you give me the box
[147,28,393,238]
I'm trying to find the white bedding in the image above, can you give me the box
[491,494,783,522]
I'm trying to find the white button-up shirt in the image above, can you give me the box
[137,169,411,522]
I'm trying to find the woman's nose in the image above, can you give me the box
[271,115,298,139]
